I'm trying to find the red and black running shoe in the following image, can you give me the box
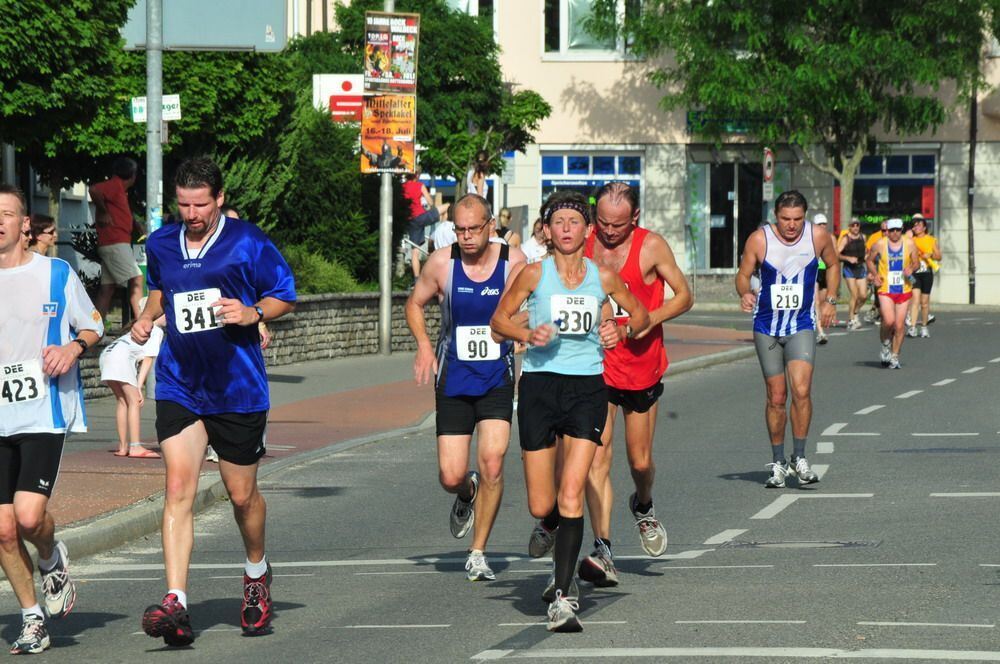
[241,563,273,636]
[142,593,194,647]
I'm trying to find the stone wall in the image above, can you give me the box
[80,292,441,399]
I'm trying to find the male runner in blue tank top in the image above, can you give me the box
[406,194,525,581]
[735,191,839,489]
[131,158,296,645]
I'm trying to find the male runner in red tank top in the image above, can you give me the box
[576,181,693,586]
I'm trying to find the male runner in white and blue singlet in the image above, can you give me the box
[406,194,525,581]
[735,190,839,489]
[132,158,296,646]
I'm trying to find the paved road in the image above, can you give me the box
[5,311,1000,662]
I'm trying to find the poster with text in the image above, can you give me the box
[360,95,416,174]
[364,11,419,94]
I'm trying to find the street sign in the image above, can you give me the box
[131,94,181,123]
[121,0,286,52]
[313,74,364,123]
[762,181,774,201]
[763,147,775,182]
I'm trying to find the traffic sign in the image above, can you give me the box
[131,94,181,123]
[763,147,775,182]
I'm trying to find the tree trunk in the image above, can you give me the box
[47,173,61,230]
[837,147,865,231]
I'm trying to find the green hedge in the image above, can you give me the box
[283,244,363,294]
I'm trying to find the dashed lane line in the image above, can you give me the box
[703,529,748,545]
[912,432,979,437]
[855,405,885,415]
[858,621,993,629]
[471,647,1000,660]
[821,423,879,437]
[750,494,874,520]
[931,492,1000,497]
[813,563,936,568]
[963,366,985,374]
[990,357,1000,363]
[816,442,834,454]
[932,379,956,386]
[676,620,805,625]
[662,565,774,570]
[895,390,923,399]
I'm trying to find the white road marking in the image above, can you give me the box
[814,563,936,568]
[855,405,885,415]
[963,366,985,374]
[931,492,1000,498]
[813,464,829,479]
[828,332,847,337]
[676,620,805,625]
[751,493,874,520]
[858,621,993,628]
[703,529,747,545]
[355,571,443,576]
[498,621,627,627]
[990,357,1000,363]
[266,444,297,450]
[77,577,161,582]
[662,565,774,570]
[816,442,834,454]
[334,624,451,629]
[209,573,315,579]
[471,647,1000,660]
[933,378,956,386]
[895,390,923,399]
[912,433,979,437]
[821,423,880,436]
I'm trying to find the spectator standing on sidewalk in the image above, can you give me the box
[27,214,58,256]
[0,183,103,654]
[89,157,146,326]
[406,194,525,582]
[491,190,649,632]
[131,157,296,646]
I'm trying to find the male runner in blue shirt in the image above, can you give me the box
[132,158,296,646]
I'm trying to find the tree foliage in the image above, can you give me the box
[590,0,1000,224]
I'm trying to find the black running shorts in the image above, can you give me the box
[911,271,934,294]
[436,383,514,436]
[156,400,267,466]
[517,372,607,451]
[0,433,65,503]
[607,381,664,414]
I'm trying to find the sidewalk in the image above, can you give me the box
[51,321,755,559]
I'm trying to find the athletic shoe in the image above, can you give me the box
[9,615,49,655]
[847,317,861,331]
[205,445,219,463]
[927,314,936,325]
[577,540,619,587]
[465,550,496,581]
[789,456,819,484]
[629,493,668,557]
[40,540,76,619]
[546,590,582,632]
[449,471,479,539]
[528,521,558,558]
[905,313,912,327]
[889,354,901,370]
[765,461,788,488]
[817,330,829,345]
[142,593,194,647]
[920,326,930,338]
[542,571,580,603]
[241,563,273,635]
[880,341,891,368]
[907,326,917,338]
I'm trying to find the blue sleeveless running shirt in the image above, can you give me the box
[753,222,818,336]
[523,256,606,376]
[435,243,514,397]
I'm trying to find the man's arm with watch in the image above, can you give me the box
[42,329,101,377]
[210,296,296,327]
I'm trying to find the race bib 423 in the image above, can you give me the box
[1,360,46,406]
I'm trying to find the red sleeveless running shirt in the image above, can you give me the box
[585,226,667,390]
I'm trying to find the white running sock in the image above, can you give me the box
[38,547,60,572]
[21,605,43,621]
[245,555,268,578]
[167,588,188,608]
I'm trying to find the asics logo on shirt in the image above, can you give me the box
[480,286,500,296]
[41,303,58,317]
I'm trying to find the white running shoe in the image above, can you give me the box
[927,314,936,325]
[920,326,930,338]
[205,445,219,463]
[629,493,668,557]
[40,541,76,619]
[889,354,901,369]
[907,326,917,338]
[765,461,788,488]
[449,471,479,539]
[905,313,912,327]
[817,330,829,345]
[9,615,49,655]
[546,590,582,632]
[528,520,557,558]
[789,456,819,484]
[880,341,891,368]
[464,550,495,581]
[577,541,619,587]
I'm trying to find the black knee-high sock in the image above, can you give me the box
[542,505,561,531]
[553,516,584,596]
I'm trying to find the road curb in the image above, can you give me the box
[55,348,749,560]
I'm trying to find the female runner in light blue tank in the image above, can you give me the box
[491,190,648,632]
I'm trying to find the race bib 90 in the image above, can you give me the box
[770,283,803,311]
[551,294,598,335]
[174,288,223,334]
[456,325,500,361]
[1,360,46,406]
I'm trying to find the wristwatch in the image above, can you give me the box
[254,305,265,322]
[825,296,837,305]
[72,338,89,353]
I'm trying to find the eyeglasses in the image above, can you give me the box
[39,229,56,235]
[455,221,490,237]
[888,228,903,232]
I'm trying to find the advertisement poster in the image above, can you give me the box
[360,95,415,174]
[364,11,419,94]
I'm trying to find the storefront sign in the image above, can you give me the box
[364,11,419,94]
[360,95,415,174]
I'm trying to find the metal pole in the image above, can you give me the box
[967,88,977,305]
[378,0,395,355]
[2,144,14,185]
[145,0,163,396]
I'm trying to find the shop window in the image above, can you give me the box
[540,151,643,205]
[567,155,589,174]
[859,156,883,175]
[619,156,641,175]
[541,155,564,175]
[912,155,935,174]
[886,155,909,174]
[592,156,615,175]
